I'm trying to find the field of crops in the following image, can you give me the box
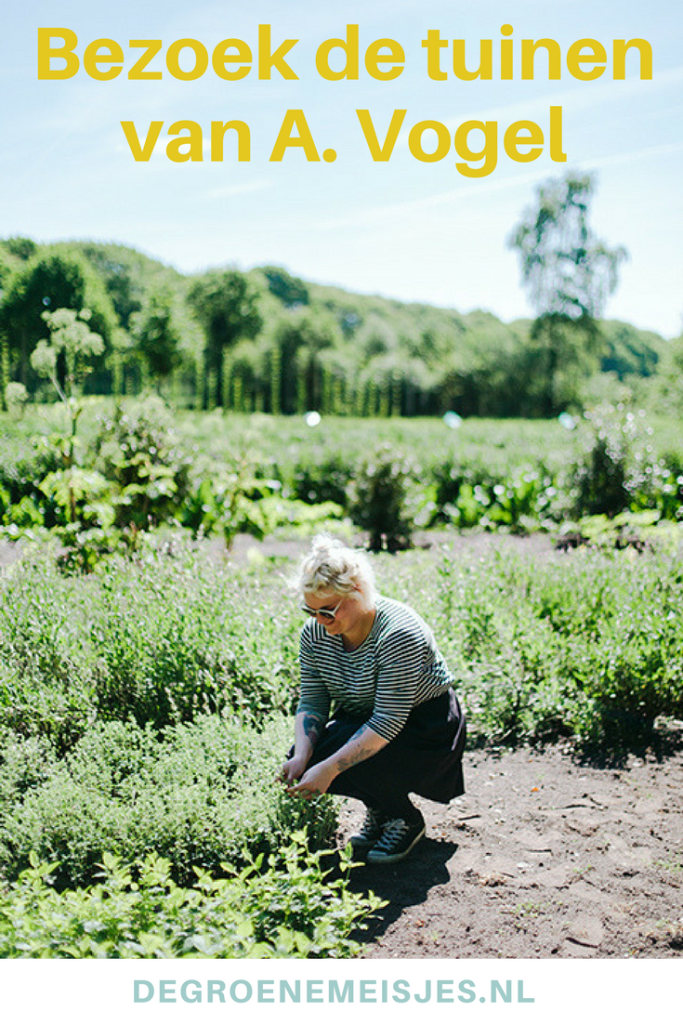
[1,402,683,957]
[2,401,683,559]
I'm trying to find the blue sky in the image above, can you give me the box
[3,0,682,337]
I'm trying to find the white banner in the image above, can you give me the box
[1,959,679,1023]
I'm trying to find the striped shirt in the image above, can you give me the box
[297,594,454,742]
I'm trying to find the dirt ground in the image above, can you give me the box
[339,736,683,959]
[226,530,683,960]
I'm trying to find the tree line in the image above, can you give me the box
[0,174,677,418]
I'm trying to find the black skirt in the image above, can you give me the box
[308,688,466,804]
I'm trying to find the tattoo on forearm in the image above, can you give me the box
[336,748,373,771]
[335,724,378,772]
[302,712,324,745]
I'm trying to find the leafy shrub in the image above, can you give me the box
[0,716,337,888]
[484,468,558,530]
[559,566,683,745]
[4,382,28,417]
[181,470,345,547]
[570,405,658,517]
[3,407,681,546]
[432,458,490,521]
[349,444,418,551]
[291,451,353,507]
[431,456,561,531]
[0,731,57,805]
[3,494,45,530]
[625,449,683,523]
[94,397,193,531]
[0,550,301,744]
[0,431,61,515]
[180,464,278,545]
[0,563,99,751]
[0,842,382,958]
[91,557,298,728]
[381,543,683,750]
[4,524,683,768]
[438,565,577,743]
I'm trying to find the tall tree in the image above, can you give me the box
[508,173,627,415]
[76,241,184,330]
[0,248,116,390]
[261,265,309,308]
[271,309,340,413]
[132,290,182,390]
[187,270,262,408]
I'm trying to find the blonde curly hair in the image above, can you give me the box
[292,534,375,604]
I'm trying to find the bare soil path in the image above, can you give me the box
[340,738,683,959]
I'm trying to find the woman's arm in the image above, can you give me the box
[280,709,327,784]
[284,623,332,783]
[286,721,388,798]
[287,626,424,797]
[296,709,326,758]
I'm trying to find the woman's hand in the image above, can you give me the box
[279,753,310,785]
[286,761,338,799]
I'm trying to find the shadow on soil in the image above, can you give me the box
[346,837,459,945]
[474,719,683,771]
[573,718,683,769]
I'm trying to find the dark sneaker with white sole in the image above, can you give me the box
[366,817,426,865]
[349,807,387,853]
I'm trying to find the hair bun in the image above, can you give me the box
[291,533,375,601]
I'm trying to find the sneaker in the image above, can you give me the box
[349,807,387,853]
[366,817,426,865]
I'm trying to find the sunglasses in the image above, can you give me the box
[300,597,344,622]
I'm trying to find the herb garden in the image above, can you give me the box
[1,396,683,957]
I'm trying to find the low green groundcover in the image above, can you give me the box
[0,842,383,959]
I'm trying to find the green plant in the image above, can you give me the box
[291,451,353,507]
[0,549,303,748]
[349,444,418,551]
[94,397,192,533]
[508,172,627,415]
[571,409,629,516]
[4,382,28,417]
[30,309,104,478]
[186,462,276,548]
[0,716,337,888]
[21,310,108,555]
[570,405,659,518]
[3,491,683,757]
[0,841,383,958]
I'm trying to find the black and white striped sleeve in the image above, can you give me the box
[366,629,423,742]
[296,623,331,721]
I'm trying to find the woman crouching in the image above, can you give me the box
[281,535,466,865]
